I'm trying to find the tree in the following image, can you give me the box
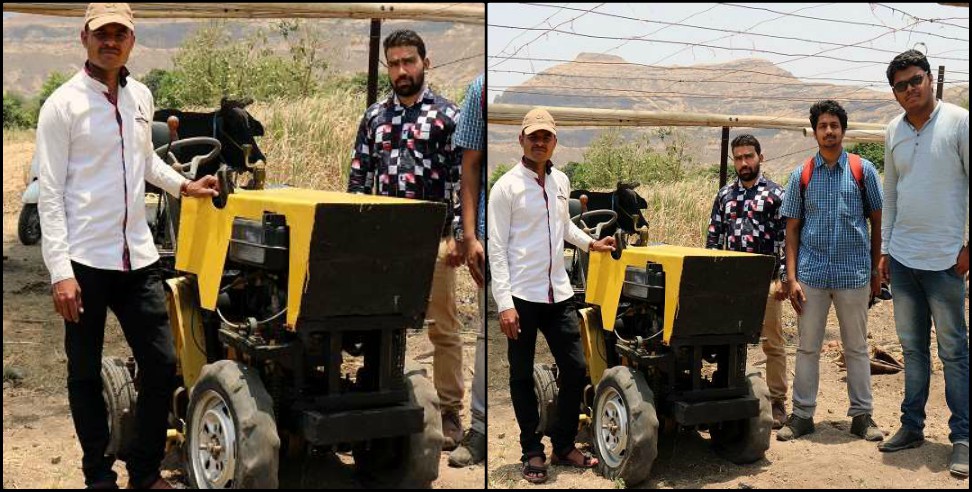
[37,71,69,110]
[489,164,511,191]
[569,128,692,190]
[3,91,32,129]
[847,142,885,173]
[157,21,329,108]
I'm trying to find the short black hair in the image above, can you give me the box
[887,50,931,86]
[731,134,761,156]
[810,100,848,132]
[383,29,426,60]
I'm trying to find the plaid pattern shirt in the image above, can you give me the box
[706,175,787,281]
[348,86,460,233]
[454,75,486,240]
[781,152,883,290]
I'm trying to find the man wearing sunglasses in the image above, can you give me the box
[877,50,969,478]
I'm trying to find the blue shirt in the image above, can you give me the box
[781,151,883,290]
[454,75,486,239]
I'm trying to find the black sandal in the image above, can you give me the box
[521,455,549,484]
[551,448,599,469]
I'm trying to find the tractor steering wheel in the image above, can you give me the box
[571,209,618,239]
[154,137,222,180]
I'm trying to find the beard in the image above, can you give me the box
[393,70,425,98]
[737,164,760,182]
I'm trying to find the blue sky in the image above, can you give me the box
[487,3,970,102]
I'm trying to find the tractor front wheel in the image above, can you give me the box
[592,366,659,487]
[186,360,279,489]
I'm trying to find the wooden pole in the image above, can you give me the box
[719,127,730,188]
[937,66,945,101]
[1,3,485,23]
[489,104,887,132]
[803,128,885,144]
[367,19,382,108]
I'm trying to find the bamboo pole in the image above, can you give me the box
[489,103,888,132]
[1,3,485,24]
[804,128,885,144]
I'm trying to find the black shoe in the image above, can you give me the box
[950,443,969,478]
[448,429,486,468]
[776,414,815,442]
[877,427,925,453]
[850,414,884,442]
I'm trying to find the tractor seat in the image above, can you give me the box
[568,198,582,220]
[151,121,171,149]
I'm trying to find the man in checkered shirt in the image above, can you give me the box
[347,29,466,450]
[779,100,885,443]
[706,134,789,430]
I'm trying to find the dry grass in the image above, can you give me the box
[249,83,466,193]
[635,177,719,247]
[248,89,365,192]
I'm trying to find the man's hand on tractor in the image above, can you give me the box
[181,175,220,198]
[590,236,617,252]
[53,278,83,323]
[499,308,521,340]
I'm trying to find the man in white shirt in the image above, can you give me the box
[36,4,218,489]
[488,108,615,484]
[876,49,969,478]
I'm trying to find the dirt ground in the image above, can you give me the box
[485,257,970,487]
[2,131,485,489]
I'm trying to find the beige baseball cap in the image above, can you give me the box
[521,108,557,136]
[85,3,134,32]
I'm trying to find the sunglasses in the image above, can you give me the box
[892,73,926,94]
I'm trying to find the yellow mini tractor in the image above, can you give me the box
[100,127,447,488]
[538,201,776,487]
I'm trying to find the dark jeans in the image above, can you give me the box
[65,261,177,488]
[889,257,969,444]
[508,297,587,462]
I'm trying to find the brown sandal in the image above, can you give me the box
[551,448,599,469]
[522,460,549,484]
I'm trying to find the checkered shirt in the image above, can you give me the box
[707,175,787,281]
[348,86,460,233]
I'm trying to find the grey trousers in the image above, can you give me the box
[471,285,487,434]
[792,284,874,420]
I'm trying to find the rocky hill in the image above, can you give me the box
[3,13,484,95]
[488,53,968,178]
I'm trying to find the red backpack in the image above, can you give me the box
[800,153,870,217]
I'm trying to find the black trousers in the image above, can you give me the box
[508,297,588,462]
[65,261,176,488]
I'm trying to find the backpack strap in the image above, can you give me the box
[799,156,815,219]
[847,153,869,216]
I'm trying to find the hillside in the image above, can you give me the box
[3,13,484,95]
[488,53,969,178]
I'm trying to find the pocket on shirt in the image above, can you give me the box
[839,186,865,218]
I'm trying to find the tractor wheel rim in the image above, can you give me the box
[596,386,628,469]
[191,390,237,488]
